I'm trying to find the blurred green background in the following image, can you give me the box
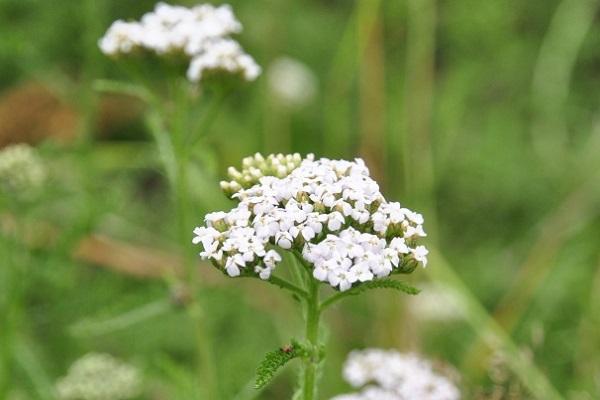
[1,0,599,399]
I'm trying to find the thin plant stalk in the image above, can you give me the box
[145,79,220,399]
[97,72,222,397]
[302,276,321,400]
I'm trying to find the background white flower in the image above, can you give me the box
[267,56,318,108]
[331,349,460,400]
[99,2,260,83]
[55,353,142,400]
[0,143,46,198]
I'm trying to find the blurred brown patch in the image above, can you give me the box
[0,82,78,147]
[73,234,184,279]
[96,92,145,138]
[0,81,144,147]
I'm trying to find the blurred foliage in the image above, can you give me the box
[1,0,599,399]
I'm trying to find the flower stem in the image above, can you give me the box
[303,277,321,400]
[148,80,219,398]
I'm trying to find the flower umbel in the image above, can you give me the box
[55,353,142,400]
[192,153,428,291]
[99,2,260,83]
[331,349,460,400]
[0,143,46,199]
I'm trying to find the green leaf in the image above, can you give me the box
[320,278,420,311]
[346,278,420,296]
[254,340,305,390]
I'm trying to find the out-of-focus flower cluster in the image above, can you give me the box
[193,153,428,291]
[56,353,142,400]
[409,283,465,322]
[99,2,260,83]
[331,349,460,400]
[267,57,318,108]
[0,143,46,199]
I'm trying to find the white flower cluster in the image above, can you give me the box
[193,154,428,291]
[0,143,46,198]
[331,349,460,400]
[56,353,142,400]
[99,2,260,83]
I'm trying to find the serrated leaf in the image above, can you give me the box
[348,278,420,296]
[321,279,420,310]
[254,340,304,389]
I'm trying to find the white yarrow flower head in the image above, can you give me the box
[193,153,428,291]
[331,349,460,400]
[56,353,142,400]
[99,2,260,83]
[0,143,47,199]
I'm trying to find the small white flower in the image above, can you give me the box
[327,212,345,231]
[412,246,429,267]
[351,264,374,283]
[275,231,293,249]
[301,226,316,241]
[264,250,282,268]
[225,257,242,277]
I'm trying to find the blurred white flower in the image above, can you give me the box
[331,349,460,400]
[99,2,260,83]
[409,283,465,322]
[267,57,318,108]
[56,353,142,400]
[193,153,427,291]
[0,143,46,198]
[187,38,261,83]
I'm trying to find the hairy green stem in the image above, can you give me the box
[302,277,321,400]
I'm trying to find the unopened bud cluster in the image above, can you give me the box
[220,152,304,197]
[0,143,46,198]
[56,353,142,400]
[99,3,260,83]
[193,154,428,291]
[331,349,459,400]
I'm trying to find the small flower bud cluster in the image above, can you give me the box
[56,353,142,400]
[220,152,304,197]
[193,154,428,291]
[99,3,260,83]
[0,144,46,198]
[331,349,460,400]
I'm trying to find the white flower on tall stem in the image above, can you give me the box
[192,153,428,290]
